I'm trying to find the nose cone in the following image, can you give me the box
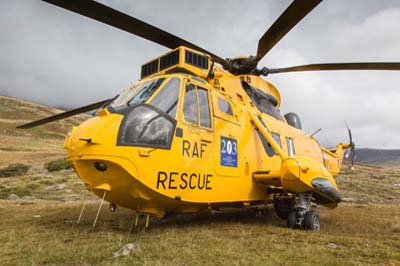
[65,108,123,154]
[311,178,342,203]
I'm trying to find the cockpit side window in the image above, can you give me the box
[127,78,165,106]
[183,83,212,128]
[149,78,180,118]
[218,97,233,115]
[183,84,199,124]
[198,87,211,128]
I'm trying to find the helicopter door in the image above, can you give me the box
[179,81,214,191]
[211,92,241,177]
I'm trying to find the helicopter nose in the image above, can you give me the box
[311,178,342,203]
[65,108,123,151]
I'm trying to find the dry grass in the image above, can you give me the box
[337,164,400,204]
[0,164,399,266]
[0,200,398,266]
[1,96,399,265]
[1,164,399,265]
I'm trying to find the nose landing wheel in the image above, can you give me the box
[285,192,320,231]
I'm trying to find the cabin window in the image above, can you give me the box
[149,78,180,118]
[257,130,275,157]
[127,78,165,106]
[183,83,211,128]
[198,87,211,127]
[286,137,295,157]
[271,132,282,155]
[218,97,233,115]
[183,84,199,124]
[272,132,282,148]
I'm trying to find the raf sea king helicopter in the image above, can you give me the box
[19,0,400,230]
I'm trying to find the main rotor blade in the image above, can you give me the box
[256,0,322,62]
[17,98,112,129]
[267,62,400,74]
[42,0,228,68]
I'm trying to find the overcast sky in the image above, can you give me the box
[1,0,400,149]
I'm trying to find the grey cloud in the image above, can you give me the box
[0,0,399,149]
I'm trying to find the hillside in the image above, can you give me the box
[354,148,400,167]
[0,96,88,167]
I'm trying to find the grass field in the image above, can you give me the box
[0,199,399,266]
[0,96,399,265]
[1,164,399,266]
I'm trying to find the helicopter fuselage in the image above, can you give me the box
[64,59,346,217]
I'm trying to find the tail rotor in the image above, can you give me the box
[345,121,356,169]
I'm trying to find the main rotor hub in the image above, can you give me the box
[225,56,271,76]
[226,56,259,75]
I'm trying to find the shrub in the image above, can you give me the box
[0,163,31,177]
[44,158,71,172]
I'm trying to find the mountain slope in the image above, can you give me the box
[0,96,88,167]
[354,148,400,167]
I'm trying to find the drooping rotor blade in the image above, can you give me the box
[266,62,400,75]
[42,0,229,68]
[256,0,322,62]
[17,98,112,129]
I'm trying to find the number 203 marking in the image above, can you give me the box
[221,139,237,155]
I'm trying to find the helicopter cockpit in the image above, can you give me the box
[109,76,181,150]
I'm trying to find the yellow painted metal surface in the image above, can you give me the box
[64,48,351,215]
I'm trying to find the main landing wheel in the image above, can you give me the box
[274,198,293,220]
[286,210,297,229]
[304,210,320,231]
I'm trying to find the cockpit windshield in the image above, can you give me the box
[110,87,135,108]
[127,78,165,106]
[110,78,165,108]
[114,77,182,149]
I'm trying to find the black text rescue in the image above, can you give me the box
[157,171,212,190]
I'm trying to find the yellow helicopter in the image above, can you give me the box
[19,0,400,230]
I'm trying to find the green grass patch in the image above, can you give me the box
[44,158,71,172]
[0,163,31,177]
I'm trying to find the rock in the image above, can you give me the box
[22,196,37,200]
[368,173,384,179]
[342,197,356,203]
[113,243,139,258]
[46,183,66,191]
[7,194,20,200]
[29,165,45,173]
[327,242,339,249]
[30,173,52,180]
[64,189,73,193]
[32,215,41,218]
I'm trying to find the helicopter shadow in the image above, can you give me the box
[33,203,285,235]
